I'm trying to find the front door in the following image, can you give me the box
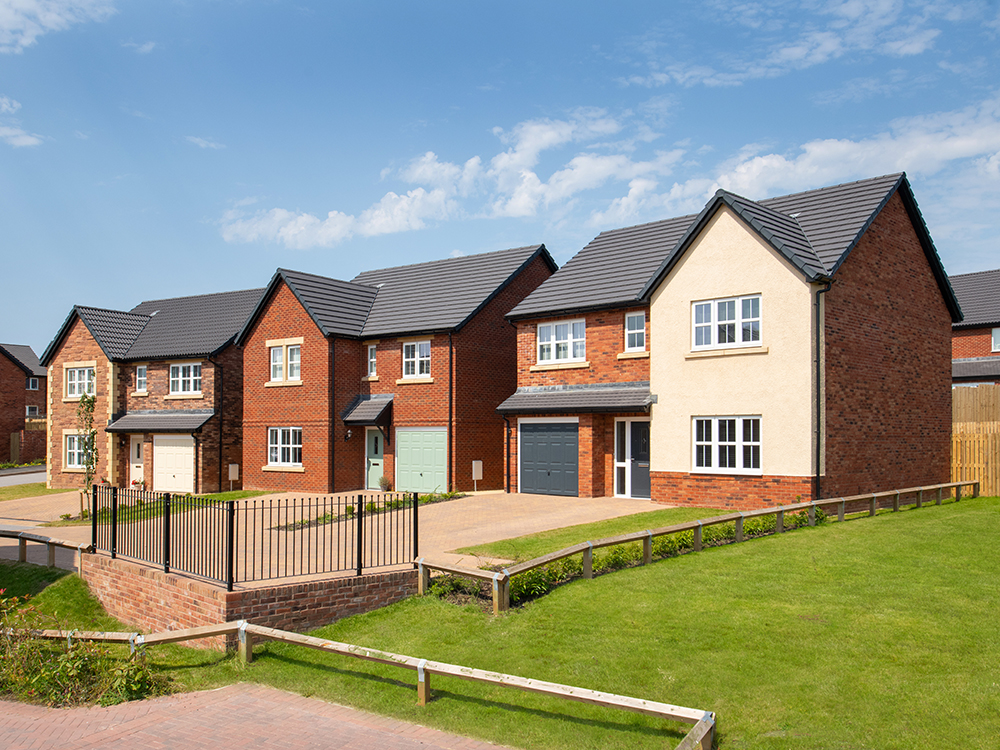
[614,419,651,499]
[366,429,384,490]
[129,435,144,487]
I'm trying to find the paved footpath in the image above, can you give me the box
[1,683,516,750]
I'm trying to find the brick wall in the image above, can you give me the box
[651,472,814,510]
[242,281,334,494]
[0,353,25,463]
[515,306,650,387]
[80,553,416,650]
[822,192,953,498]
[46,317,114,490]
[952,327,997,359]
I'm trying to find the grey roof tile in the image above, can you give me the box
[106,409,215,433]
[353,245,552,337]
[950,268,1000,329]
[76,306,152,359]
[340,393,394,424]
[0,344,46,377]
[497,382,653,414]
[273,269,378,338]
[126,288,265,360]
[952,357,1000,380]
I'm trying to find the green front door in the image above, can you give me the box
[396,429,447,493]
[366,429,384,490]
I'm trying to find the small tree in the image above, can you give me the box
[76,393,99,515]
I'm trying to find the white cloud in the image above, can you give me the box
[186,136,225,150]
[122,40,155,54]
[0,0,115,54]
[0,95,21,114]
[0,124,41,146]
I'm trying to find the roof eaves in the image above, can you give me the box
[506,297,648,323]
[451,244,552,334]
[0,345,34,376]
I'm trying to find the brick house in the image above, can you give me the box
[499,174,961,509]
[39,289,263,493]
[950,268,1000,384]
[235,245,556,494]
[0,343,47,463]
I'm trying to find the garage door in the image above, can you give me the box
[520,422,578,496]
[153,435,195,494]
[396,429,447,494]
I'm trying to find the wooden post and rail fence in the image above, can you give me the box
[952,383,1000,496]
[12,621,716,750]
[417,480,981,616]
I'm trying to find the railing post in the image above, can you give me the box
[694,522,703,551]
[110,486,118,559]
[869,494,877,517]
[892,491,900,512]
[237,621,253,664]
[416,659,431,706]
[91,484,98,550]
[956,484,962,502]
[776,509,784,534]
[226,500,235,592]
[808,506,816,527]
[583,542,593,579]
[838,498,845,523]
[17,536,26,562]
[917,488,923,509]
[417,558,429,595]
[412,492,419,560]
[973,481,980,498]
[46,542,55,568]
[735,514,744,542]
[937,486,942,505]
[643,531,652,565]
[163,493,171,574]
[356,495,364,578]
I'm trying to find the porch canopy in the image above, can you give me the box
[497,382,655,414]
[341,394,394,428]
[105,409,214,433]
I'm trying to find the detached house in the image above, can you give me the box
[40,289,263,493]
[950,268,1000,384]
[236,245,556,494]
[0,343,47,463]
[499,174,961,509]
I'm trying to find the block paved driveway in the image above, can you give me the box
[1,683,514,750]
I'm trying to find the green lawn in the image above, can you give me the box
[0,482,71,503]
[455,505,717,560]
[5,497,1000,749]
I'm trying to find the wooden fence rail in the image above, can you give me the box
[0,529,92,568]
[15,620,715,750]
[417,481,980,615]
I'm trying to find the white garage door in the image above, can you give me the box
[153,435,195,494]
[396,429,447,494]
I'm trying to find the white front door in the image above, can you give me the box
[129,435,144,487]
[153,435,195,494]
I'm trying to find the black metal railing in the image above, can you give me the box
[92,486,419,590]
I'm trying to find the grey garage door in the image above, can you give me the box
[520,423,578,496]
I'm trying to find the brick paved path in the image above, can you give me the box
[1,683,515,749]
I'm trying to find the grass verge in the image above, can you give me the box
[0,483,72,503]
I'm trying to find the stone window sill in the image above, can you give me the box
[529,361,590,372]
[685,346,768,360]
[164,393,204,400]
[261,465,305,473]
[362,375,379,382]
[617,351,649,360]
[264,380,304,388]
[395,377,435,385]
[131,391,148,398]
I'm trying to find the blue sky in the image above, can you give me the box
[2,0,999,354]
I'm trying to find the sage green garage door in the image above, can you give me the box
[396,429,447,493]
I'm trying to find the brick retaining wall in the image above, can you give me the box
[80,554,417,649]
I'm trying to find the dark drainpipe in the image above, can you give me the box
[503,415,511,493]
[448,332,454,492]
[815,280,833,501]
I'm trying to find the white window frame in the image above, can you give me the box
[267,427,302,466]
[625,312,646,352]
[269,344,301,382]
[692,416,761,476]
[26,377,39,391]
[367,344,377,377]
[66,367,95,398]
[65,434,86,469]
[692,294,761,351]
[169,363,202,394]
[26,405,39,417]
[993,327,1000,352]
[613,417,651,498]
[135,366,147,393]
[403,341,431,378]
[537,319,586,363]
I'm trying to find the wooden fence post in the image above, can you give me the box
[492,573,509,615]
[693,523,702,552]
[238,621,253,664]
[583,543,593,579]
[735,514,744,542]
[808,506,816,527]
[974,481,980,498]
[892,491,899,512]
[917,488,923,509]
[18,537,26,562]
[869,494,877,517]
[416,559,429,595]
[417,659,431,706]
[643,531,652,565]
[956,484,962,502]
[838,499,845,523]
[776,510,784,534]
[46,541,56,568]
[937,487,942,505]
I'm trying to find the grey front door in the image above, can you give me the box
[630,421,651,499]
[520,422,579,496]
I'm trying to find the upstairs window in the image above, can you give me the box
[692,295,761,350]
[26,377,39,391]
[368,345,377,376]
[26,405,39,417]
[135,366,147,392]
[993,327,999,352]
[403,341,431,378]
[65,435,86,468]
[538,320,586,363]
[169,363,201,394]
[625,312,646,352]
[269,343,301,382]
[693,416,761,475]
[66,367,94,398]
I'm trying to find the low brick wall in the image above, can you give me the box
[79,554,417,649]
[651,472,814,511]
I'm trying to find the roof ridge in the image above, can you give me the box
[353,244,541,277]
[76,304,149,318]
[279,267,378,291]
[950,267,1000,280]
[131,286,266,310]
[756,172,904,203]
